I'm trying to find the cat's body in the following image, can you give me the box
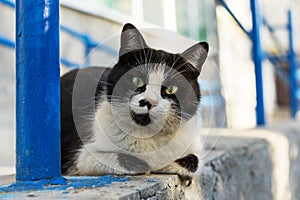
[61,23,208,186]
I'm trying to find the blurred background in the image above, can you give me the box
[0,0,299,175]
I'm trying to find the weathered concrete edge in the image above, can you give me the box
[200,136,273,200]
[205,120,300,200]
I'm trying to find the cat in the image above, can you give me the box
[60,23,208,186]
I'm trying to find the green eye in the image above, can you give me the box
[132,77,145,87]
[165,86,178,95]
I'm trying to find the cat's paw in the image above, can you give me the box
[175,154,199,173]
[175,154,199,187]
[178,175,193,187]
[117,153,150,174]
[154,154,199,187]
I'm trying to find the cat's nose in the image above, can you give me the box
[146,97,158,107]
[139,99,157,110]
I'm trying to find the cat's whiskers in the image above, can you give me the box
[133,54,143,66]
[107,95,130,102]
[164,64,176,80]
[162,54,182,79]
[169,105,194,122]
[165,114,181,129]
[134,64,148,75]
[141,42,148,64]
[147,49,154,65]
[169,67,197,80]
[71,104,96,109]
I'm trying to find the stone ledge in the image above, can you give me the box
[1,120,299,200]
[201,135,272,200]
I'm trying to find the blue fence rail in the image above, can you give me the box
[60,25,118,67]
[288,10,299,118]
[219,0,300,124]
[1,0,14,8]
[0,35,15,48]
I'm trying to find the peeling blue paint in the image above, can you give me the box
[0,176,129,193]
[147,179,157,183]
[0,194,19,199]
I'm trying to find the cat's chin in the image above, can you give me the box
[129,109,151,126]
[129,107,169,127]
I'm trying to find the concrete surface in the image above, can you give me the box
[201,136,272,200]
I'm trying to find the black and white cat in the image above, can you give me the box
[61,23,208,186]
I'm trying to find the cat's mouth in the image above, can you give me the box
[129,109,151,126]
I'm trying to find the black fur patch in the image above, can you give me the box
[117,153,150,173]
[60,67,111,174]
[130,110,151,126]
[175,154,199,172]
[139,99,152,110]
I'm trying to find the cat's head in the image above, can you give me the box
[106,23,208,136]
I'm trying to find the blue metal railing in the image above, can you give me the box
[250,0,265,124]
[15,0,61,181]
[1,0,14,8]
[0,35,15,48]
[0,0,15,48]
[219,0,300,124]
[288,10,298,118]
[60,25,118,67]
[0,0,118,69]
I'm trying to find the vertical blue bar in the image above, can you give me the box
[250,0,265,125]
[288,10,298,118]
[16,0,61,181]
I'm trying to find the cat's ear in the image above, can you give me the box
[180,42,209,73]
[119,23,148,56]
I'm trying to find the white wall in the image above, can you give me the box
[0,3,16,175]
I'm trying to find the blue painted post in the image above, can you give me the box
[288,10,298,118]
[16,0,61,181]
[250,0,266,125]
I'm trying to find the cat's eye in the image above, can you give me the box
[165,86,178,95]
[132,77,145,88]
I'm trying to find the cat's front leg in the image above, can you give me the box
[73,149,150,176]
[116,153,150,174]
[154,154,199,187]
